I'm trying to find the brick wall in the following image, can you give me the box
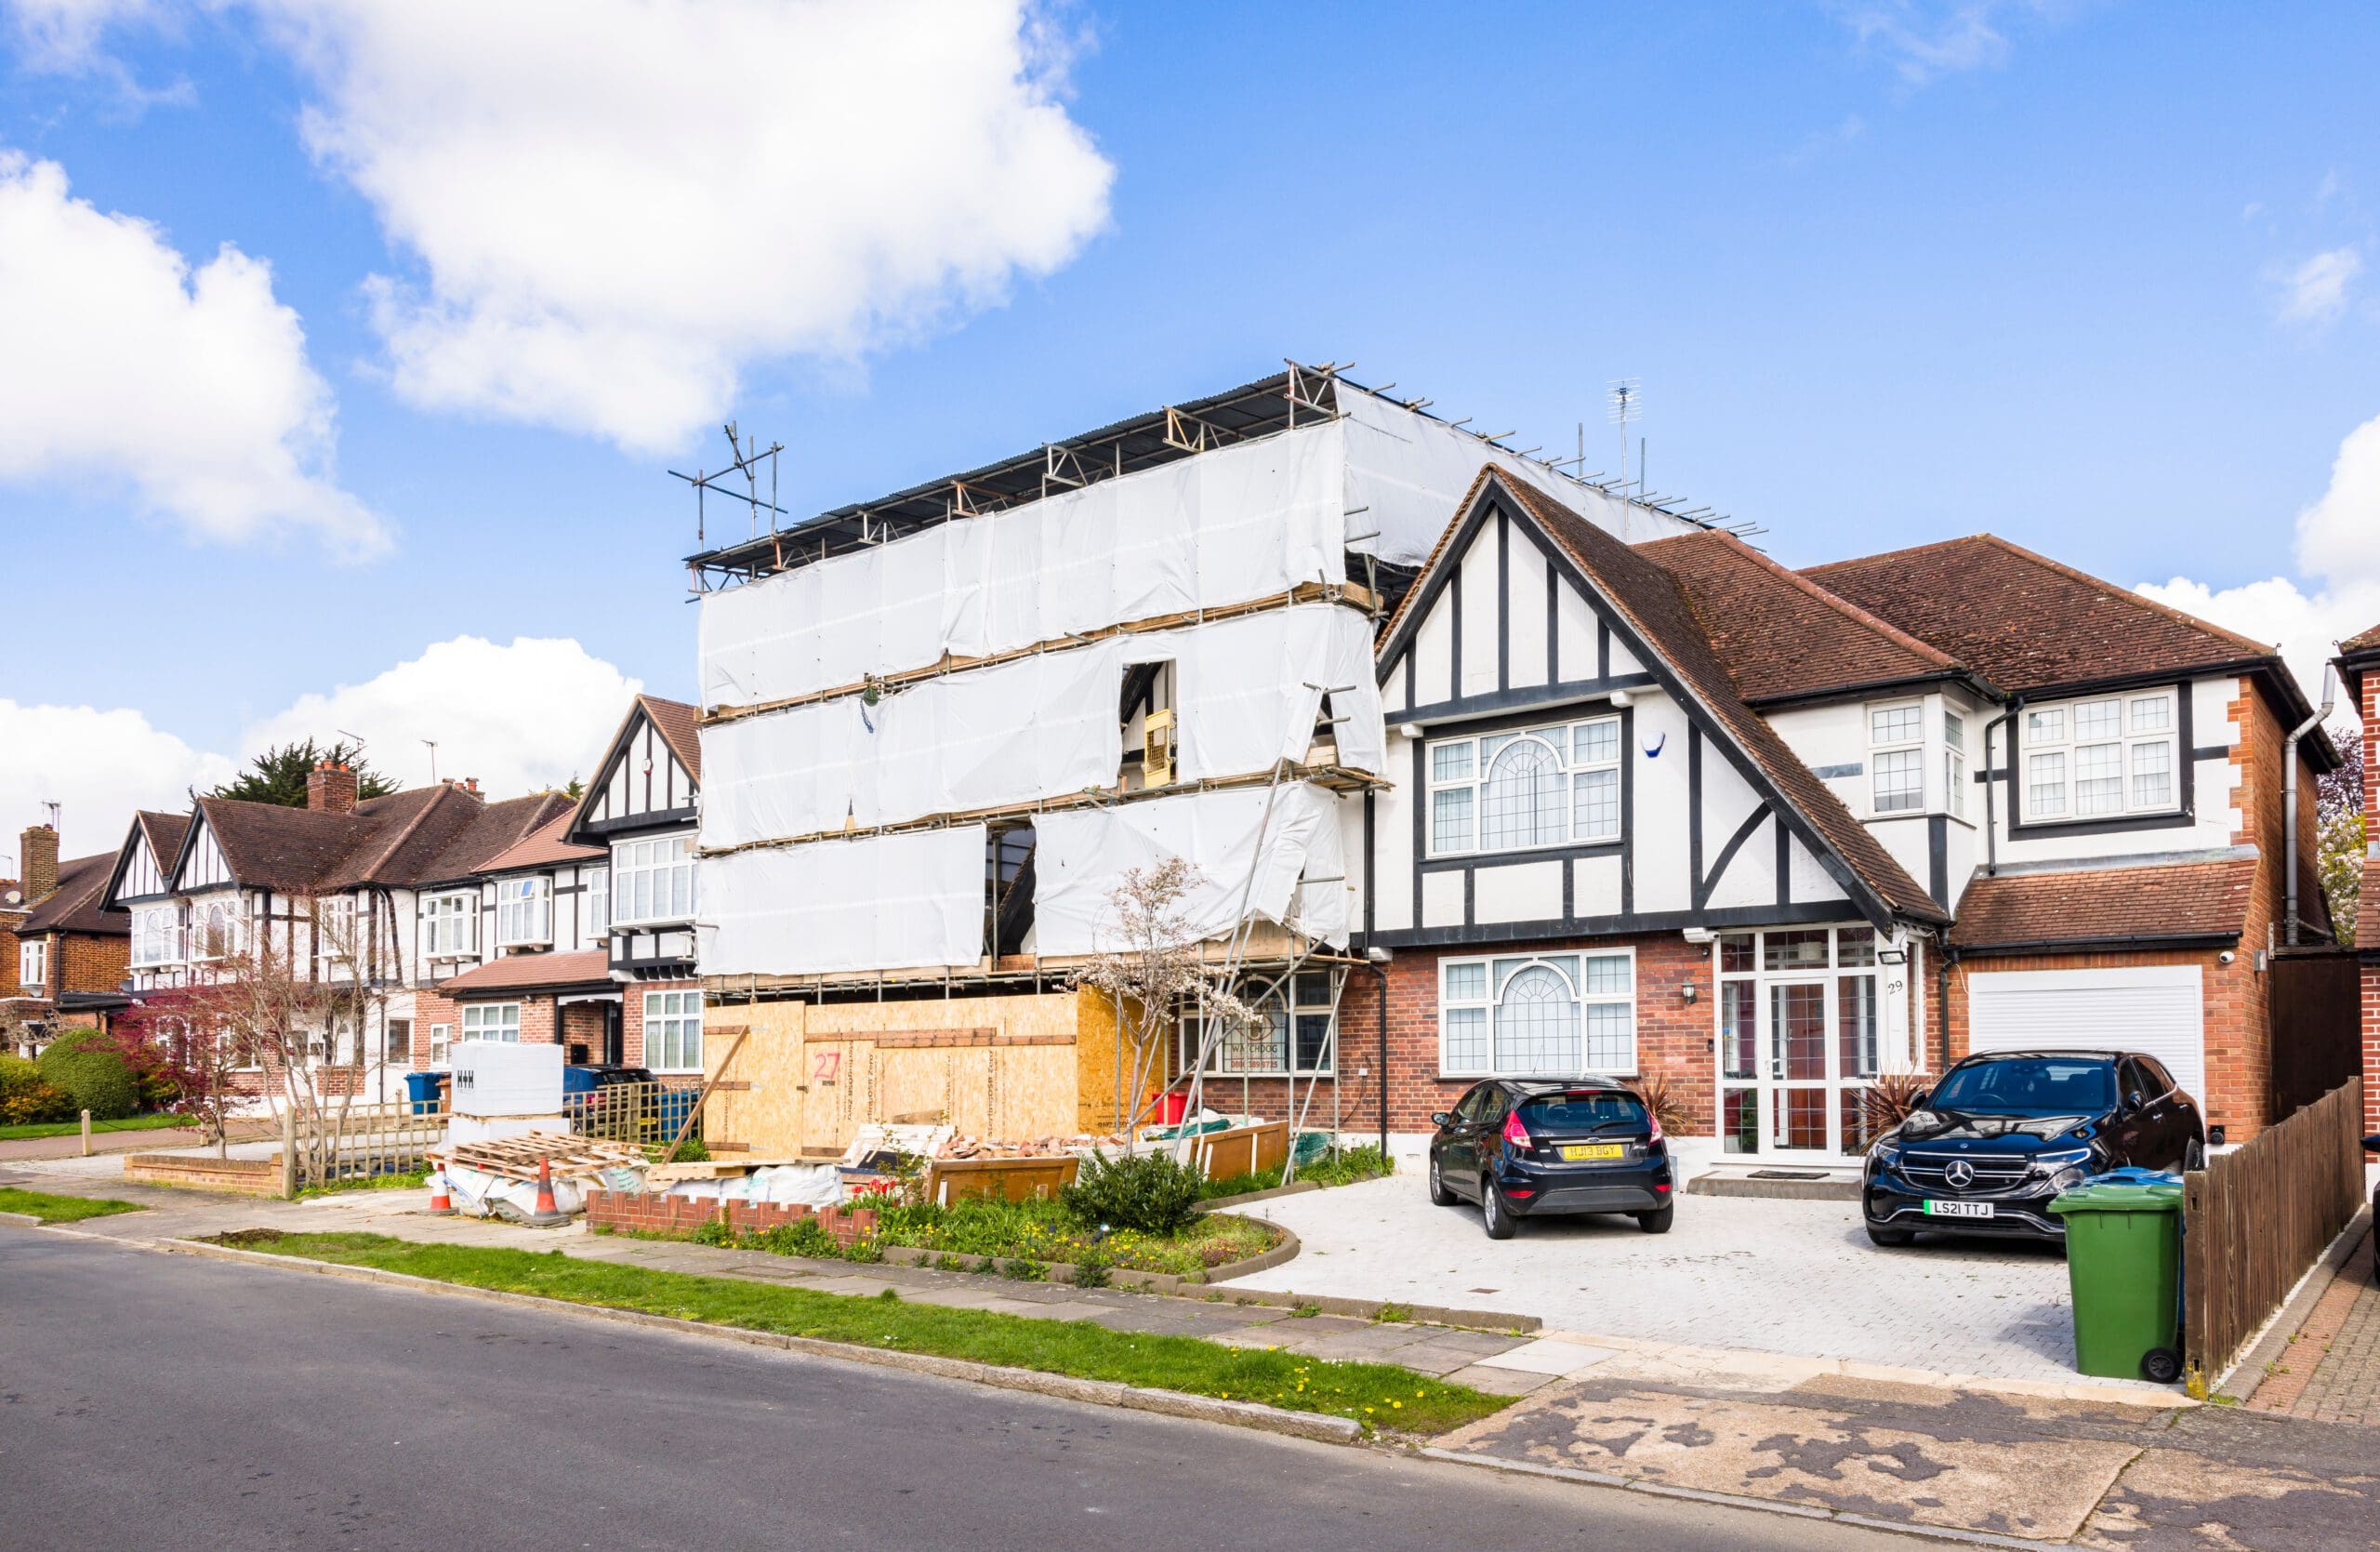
[59,931,128,999]
[2364,666,2379,1137]
[582,1190,878,1246]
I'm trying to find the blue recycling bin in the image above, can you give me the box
[653,1086,699,1142]
[403,1070,448,1115]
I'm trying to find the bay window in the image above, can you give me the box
[614,836,694,925]
[1426,715,1622,857]
[1439,951,1634,1077]
[422,892,477,958]
[495,877,551,948]
[2021,690,2179,821]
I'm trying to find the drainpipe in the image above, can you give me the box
[1363,946,1393,1157]
[1935,933,1954,1072]
[1982,698,2024,877]
[2282,665,2337,947]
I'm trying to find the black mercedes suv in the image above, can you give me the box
[1428,1078,1675,1239]
[1863,1049,2205,1248]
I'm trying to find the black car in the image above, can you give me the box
[1863,1048,2205,1247]
[2368,1134,2380,1285]
[1428,1078,1675,1239]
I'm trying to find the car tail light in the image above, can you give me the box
[1501,1109,1532,1149]
[1646,1111,1664,1144]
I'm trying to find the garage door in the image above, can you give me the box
[1965,965,2205,1107]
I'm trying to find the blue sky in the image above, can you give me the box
[4,1,2376,856]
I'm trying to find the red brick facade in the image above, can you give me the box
[2360,661,2379,1138]
[583,1190,877,1246]
[413,975,704,1076]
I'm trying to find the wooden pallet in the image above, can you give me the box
[430,1132,649,1183]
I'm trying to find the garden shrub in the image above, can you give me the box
[34,1031,139,1121]
[0,1055,75,1125]
[1062,1148,1203,1237]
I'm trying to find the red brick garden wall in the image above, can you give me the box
[582,1190,877,1246]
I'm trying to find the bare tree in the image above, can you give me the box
[1074,857,1261,1150]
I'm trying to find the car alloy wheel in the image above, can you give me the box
[1482,1181,1514,1240]
[1428,1155,1457,1207]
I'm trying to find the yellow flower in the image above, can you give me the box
[1392,1400,1403,1410]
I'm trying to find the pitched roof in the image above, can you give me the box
[436,948,614,996]
[136,811,190,877]
[190,787,575,895]
[641,695,702,781]
[1950,858,2256,952]
[1638,528,1973,704]
[412,792,577,884]
[1483,472,1948,925]
[1802,534,2276,696]
[2341,622,2380,657]
[480,810,604,872]
[18,853,126,935]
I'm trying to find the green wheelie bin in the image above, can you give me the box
[2048,1174,2185,1384]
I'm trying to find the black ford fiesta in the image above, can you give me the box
[1428,1078,1674,1240]
[1863,1049,2205,1247]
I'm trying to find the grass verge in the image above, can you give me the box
[224,1230,1504,1435]
[0,1187,145,1223]
[0,1113,192,1143]
[296,1167,430,1200]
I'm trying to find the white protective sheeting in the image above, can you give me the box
[698,428,1346,710]
[1031,784,1353,956]
[697,826,986,976]
[1335,387,1699,564]
[700,604,1384,849]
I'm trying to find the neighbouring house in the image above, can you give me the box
[102,764,570,1098]
[1348,470,2335,1158]
[2335,622,2380,1139]
[1,823,132,1054]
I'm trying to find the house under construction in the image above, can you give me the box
[684,364,1707,1158]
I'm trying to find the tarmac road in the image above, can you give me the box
[0,1227,1923,1551]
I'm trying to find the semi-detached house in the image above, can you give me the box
[1327,470,2335,1156]
[2,822,131,1052]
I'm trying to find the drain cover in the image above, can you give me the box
[1748,1169,1829,1180]
[1468,1288,1500,1294]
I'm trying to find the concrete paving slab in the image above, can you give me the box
[1472,1337,1622,1375]
[1442,1363,1557,1397]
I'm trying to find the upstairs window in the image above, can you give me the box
[1426,716,1622,857]
[495,877,551,948]
[614,836,694,925]
[1869,701,1925,814]
[2023,690,2179,822]
[422,893,478,958]
[1944,710,1967,820]
[19,937,46,990]
[587,869,610,936]
[132,906,181,967]
[316,895,358,961]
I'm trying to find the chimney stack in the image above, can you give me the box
[308,760,360,815]
[20,824,59,901]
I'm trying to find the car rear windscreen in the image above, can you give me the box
[1930,1058,2113,1116]
[1516,1093,1649,1133]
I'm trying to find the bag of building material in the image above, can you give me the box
[744,1163,845,1208]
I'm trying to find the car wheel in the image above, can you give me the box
[1635,1205,1674,1235]
[1428,1155,1458,1206]
[2184,1137,2207,1173]
[1481,1182,1516,1240]
[1866,1223,1915,1248]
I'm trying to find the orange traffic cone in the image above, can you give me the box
[427,1170,456,1216]
[527,1156,569,1227]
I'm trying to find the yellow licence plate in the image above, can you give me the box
[1559,1143,1625,1161]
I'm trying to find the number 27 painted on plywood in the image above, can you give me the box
[811,1050,841,1084]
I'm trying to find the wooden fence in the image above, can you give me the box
[568,1081,701,1151]
[2268,948,2362,1121]
[289,1100,447,1191]
[2183,1077,2366,1386]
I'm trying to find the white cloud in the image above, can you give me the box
[0,150,385,557]
[5,0,164,71]
[1832,1,2035,85]
[2274,245,2363,327]
[245,0,1115,452]
[1,636,638,860]
[2136,410,2380,715]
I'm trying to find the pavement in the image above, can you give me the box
[1235,1172,2115,1385]
[0,1120,271,1161]
[2,1227,1918,1552]
[2244,1219,2380,1426]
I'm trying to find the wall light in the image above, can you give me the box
[1396,723,1421,741]
[1878,948,1907,965]
[1680,982,1699,1003]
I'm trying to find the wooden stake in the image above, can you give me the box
[665,1028,749,1161]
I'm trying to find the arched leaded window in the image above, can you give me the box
[1441,951,1636,1077]
[1479,736,1567,850]
[1493,962,1580,1072]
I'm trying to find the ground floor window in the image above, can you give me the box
[1175,969,1340,1078]
[460,1002,521,1043]
[1439,950,1635,1077]
[645,989,703,1072]
[1714,925,1893,1157]
[430,1023,452,1066]
[384,1018,411,1066]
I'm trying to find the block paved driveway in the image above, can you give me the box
[1232,1174,2103,1383]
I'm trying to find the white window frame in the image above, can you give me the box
[460,1002,521,1043]
[1425,715,1624,858]
[644,988,704,1073]
[2020,689,2180,823]
[190,900,236,962]
[1437,949,1636,1079]
[1944,710,1967,821]
[1175,970,1341,1079]
[613,835,694,926]
[421,892,478,959]
[1869,700,1926,815]
[316,895,358,962]
[19,937,46,990]
[132,905,181,968]
[586,868,610,937]
[494,876,552,948]
[429,1022,453,1066]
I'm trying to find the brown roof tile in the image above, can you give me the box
[436,948,613,996]
[480,810,605,872]
[136,811,190,878]
[1803,534,2276,696]
[410,792,577,885]
[1950,858,2255,952]
[1482,471,1947,924]
[17,853,126,936]
[641,695,702,781]
[2341,622,2380,657]
[1639,529,1971,704]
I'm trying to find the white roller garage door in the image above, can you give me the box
[1965,965,2206,1107]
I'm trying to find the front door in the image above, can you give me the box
[1715,926,1887,1161]
[1765,980,1831,1155]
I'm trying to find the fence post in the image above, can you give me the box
[80,1109,92,1157]
[280,1103,298,1200]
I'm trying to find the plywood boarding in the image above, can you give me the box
[701,1001,804,1158]
[794,990,1091,1153]
[924,1154,1080,1205]
[1071,988,1172,1134]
